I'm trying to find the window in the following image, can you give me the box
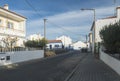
[55,45,59,48]
[7,22,14,28]
[6,56,10,61]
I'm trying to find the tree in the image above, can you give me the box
[100,21,120,54]
[1,35,18,48]
[24,38,48,49]
[38,38,48,48]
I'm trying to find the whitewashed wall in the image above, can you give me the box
[95,18,117,42]
[0,50,44,66]
[100,49,120,75]
[46,42,63,49]
[0,16,25,37]
[56,35,72,48]
[91,7,120,53]
[72,41,86,50]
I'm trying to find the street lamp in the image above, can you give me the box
[81,8,96,53]
[81,8,96,21]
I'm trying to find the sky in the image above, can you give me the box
[0,0,120,42]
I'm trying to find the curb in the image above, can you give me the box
[0,51,74,69]
[64,53,88,81]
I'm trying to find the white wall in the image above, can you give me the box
[47,42,63,49]
[117,7,120,18]
[72,41,86,50]
[0,50,44,66]
[93,7,120,43]
[95,18,118,42]
[0,15,25,37]
[91,16,118,53]
[56,35,72,48]
[100,49,120,75]
[91,7,120,53]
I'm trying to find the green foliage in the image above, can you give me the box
[24,38,48,48]
[100,21,120,53]
[39,38,48,47]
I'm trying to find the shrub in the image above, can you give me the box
[100,21,120,54]
[45,50,56,57]
[24,38,48,49]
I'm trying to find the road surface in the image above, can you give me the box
[0,51,87,81]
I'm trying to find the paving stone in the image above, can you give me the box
[68,54,120,81]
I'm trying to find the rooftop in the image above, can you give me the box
[101,16,117,20]
[0,6,26,19]
[48,40,62,43]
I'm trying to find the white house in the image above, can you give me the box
[72,41,87,50]
[46,40,63,50]
[27,33,43,41]
[56,35,72,48]
[88,32,92,51]
[91,7,120,53]
[0,4,26,47]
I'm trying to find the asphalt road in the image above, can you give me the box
[0,51,87,81]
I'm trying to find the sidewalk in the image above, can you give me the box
[65,53,120,81]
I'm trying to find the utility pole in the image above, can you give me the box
[44,19,47,39]
[43,19,47,55]
[81,8,96,53]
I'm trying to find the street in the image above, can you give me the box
[0,51,87,81]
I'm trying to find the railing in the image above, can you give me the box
[0,47,43,53]
[0,26,25,37]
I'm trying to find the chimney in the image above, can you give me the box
[116,7,120,18]
[3,4,9,10]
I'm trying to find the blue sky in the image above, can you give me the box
[0,0,120,41]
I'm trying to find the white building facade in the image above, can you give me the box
[91,7,120,53]
[72,41,87,50]
[56,35,72,48]
[89,32,92,51]
[46,40,63,50]
[0,4,26,47]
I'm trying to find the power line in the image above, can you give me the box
[47,21,86,36]
[47,21,87,41]
[47,21,86,40]
[25,0,42,17]
[25,0,86,36]
[24,0,87,41]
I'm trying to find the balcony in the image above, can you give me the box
[0,26,25,38]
